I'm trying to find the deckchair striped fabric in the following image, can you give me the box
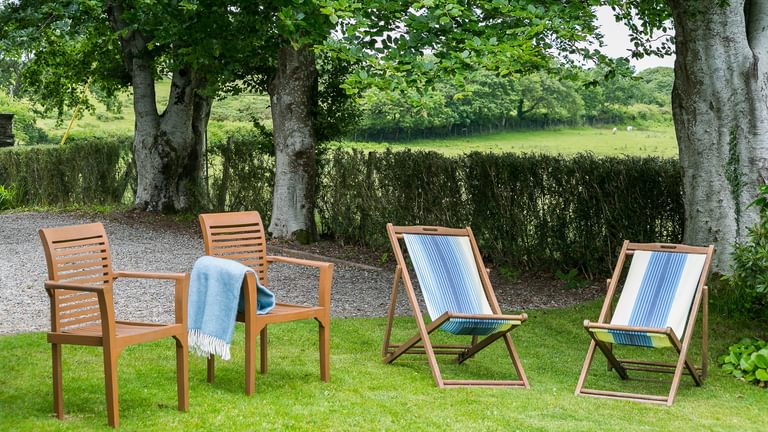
[592,251,707,348]
[403,233,519,336]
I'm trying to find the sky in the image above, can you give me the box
[594,6,675,70]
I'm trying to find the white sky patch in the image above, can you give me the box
[595,6,674,70]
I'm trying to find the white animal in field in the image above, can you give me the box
[626,126,633,132]
[612,127,617,135]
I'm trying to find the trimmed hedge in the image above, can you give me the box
[319,149,683,275]
[0,136,133,206]
[0,137,683,277]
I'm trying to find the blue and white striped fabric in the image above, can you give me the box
[597,251,706,347]
[403,234,517,336]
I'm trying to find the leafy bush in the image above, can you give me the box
[719,338,768,387]
[0,138,133,206]
[721,185,768,322]
[0,184,19,210]
[206,123,274,217]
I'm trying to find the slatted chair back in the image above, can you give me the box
[39,223,114,333]
[598,245,710,348]
[199,211,269,287]
[390,226,518,337]
[402,232,511,335]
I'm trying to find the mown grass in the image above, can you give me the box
[343,127,678,157]
[0,301,762,431]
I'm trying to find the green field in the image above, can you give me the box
[343,127,678,157]
[36,81,677,158]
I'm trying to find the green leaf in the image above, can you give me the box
[756,368,768,382]
[753,351,768,369]
[740,356,755,372]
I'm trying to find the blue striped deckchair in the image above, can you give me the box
[382,224,529,388]
[575,241,715,405]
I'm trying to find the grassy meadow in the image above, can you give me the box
[0,301,762,431]
[35,81,677,158]
[343,127,678,157]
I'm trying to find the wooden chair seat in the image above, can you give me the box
[199,211,333,395]
[39,223,189,428]
[238,303,325,323]
[48,322,186,346]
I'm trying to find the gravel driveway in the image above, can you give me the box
[0,211,411,335]
[0,211,602,336]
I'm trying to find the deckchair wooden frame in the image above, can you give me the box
[575,240,714,405]
[199,211,332,395]
[39,223,189,428]
[382,224,529,388]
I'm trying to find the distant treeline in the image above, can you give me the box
[352,65,674,141]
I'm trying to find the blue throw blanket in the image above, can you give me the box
[187,256,275,360]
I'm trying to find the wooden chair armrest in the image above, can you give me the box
[113,271,187,281]
[112,272,189,325]
[266,255,331,269]
[583,320,673,336]
[266,255,333,310]
[44,281,115,334]
[44,280,108,294]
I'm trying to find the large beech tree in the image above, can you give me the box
[267,0,602,239]
[0,1,267,211]
[610,0,768,272]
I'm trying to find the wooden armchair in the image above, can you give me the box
[39,223,189,428]
[198,211,332,395]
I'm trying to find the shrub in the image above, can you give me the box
[318,148,683,276]
[0,184,19,210]
[719,338,768,387]
[206,123,274,217]
[0,138,133,206]
[721,185,768,322]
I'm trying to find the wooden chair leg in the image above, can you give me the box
[575,340,597,395]
[51,343,64,420]
[503,333,530,388]
[207,355,215,384]
[259,327,268,375]
[245,321,256,396]
[102,349,119,428]
[176,337,189,412]
[382,266,401,358]
[319,318,330,382]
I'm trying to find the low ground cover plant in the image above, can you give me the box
[719,337,768,387]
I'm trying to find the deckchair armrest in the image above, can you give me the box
[112,271,189,325]
[449,312,528,321]
[583,321,673,336]
[266,255,333,310]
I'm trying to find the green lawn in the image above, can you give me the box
[343,127,678,157]
[0,301,762,431]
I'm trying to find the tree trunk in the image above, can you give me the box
[670,0,768,272]
[132,67,210,211]
[267,44,318,242]
[107,2,209,212]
